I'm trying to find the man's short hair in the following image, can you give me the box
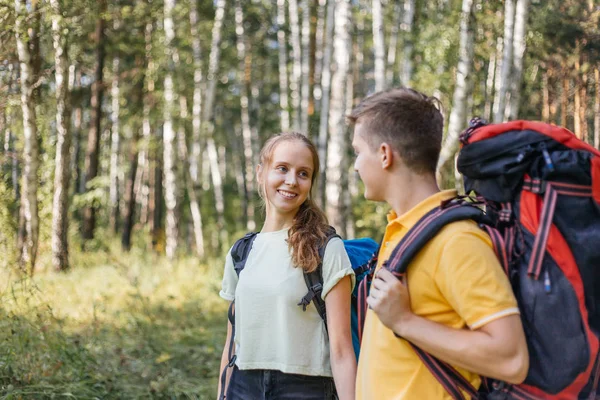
[348,87,444,175]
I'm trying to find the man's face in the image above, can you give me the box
[352,123,386,202]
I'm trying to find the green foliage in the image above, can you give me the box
[0,244,228,399]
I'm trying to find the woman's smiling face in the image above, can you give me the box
[258,139,314,221]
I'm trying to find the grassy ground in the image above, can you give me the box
[0,244,228,399]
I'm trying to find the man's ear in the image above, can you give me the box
[379,143,394,169]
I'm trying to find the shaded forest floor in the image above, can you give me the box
[0,243,228,399]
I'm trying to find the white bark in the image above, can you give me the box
[188,0,205,256]
[372,0,385,91]
[484,49,496,121]
[313,0,327,103]
[203,0,227,246]
[436,0,475,182]
[508,0,530,120]
[317,0,335,206]
[15,0,39,271]
[400,0,416,86]
[289,0,302,130]
[277,0,291,131]
[326,0,350,235]
[493,0,515,123]
[163,0,178,259]
[50,0,72,271]
[109,51,120,232]
[235,0,256,231]
[300,0,310,132]
[386,2,401,86]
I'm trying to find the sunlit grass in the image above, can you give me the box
[0,244,228,399]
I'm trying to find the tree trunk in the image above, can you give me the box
[14,0,40,272]
[71,67,85,195]
[484,49,497,121]
[300,0,310,133]
[121,122,139,252]
[109,49,120,233]
[235,0,256,231]
[313,0,326,109]
[50,0,72,272]
[386,1,401,86]
[436,0,475,186]
[508,0,529,120]
[326,0,350,237]
[163,0,179,259]
[317,0,335,208]
[542,69,550,123]
[137,21,154,227]
[277,0,291,131]
[82,0,107,240]
[372,0,385,91]
[203,0,227,248]
[188,0,206,256]
[400,0,416,86]
[289,0,302,130]
[493,0,515,123]
[561,73,569,128]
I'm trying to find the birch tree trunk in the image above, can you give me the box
[313,0,326,107]
[277,0,290,131]
[203,0,227,248]
[400,0,416,86]
[163,0,179,259]
[372,0,385,91]
[289,0,302,130]
[50,0,72,271]
[493,0,515,123]
[82,0,107,240]
[235,0,256,231]
[508,0,529,120]
[436,0,475,186]
[121,118,140,252]
[326,0,350,237]
[71,67,85,195]
[109,43,120,233]
[317,0,335,208]
[484,50,497,121]
[14,0,40,272]
[386,1,401,86]
[300,0,310,133]
[188,0,205,257]
[542,69,550,123]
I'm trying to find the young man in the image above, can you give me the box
[350,88,529,399]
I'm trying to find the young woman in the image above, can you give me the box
[218,132,357,400]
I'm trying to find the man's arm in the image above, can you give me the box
[368,269,529,384]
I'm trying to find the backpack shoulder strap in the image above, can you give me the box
[231,232,259,277]
[297,227,340,329]
[383,199,488,275]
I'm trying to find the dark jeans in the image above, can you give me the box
[225,365,336,400]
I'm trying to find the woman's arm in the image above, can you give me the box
[217,304,234,400]
[325,275,357,400]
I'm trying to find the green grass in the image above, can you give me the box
[0,246,228,399]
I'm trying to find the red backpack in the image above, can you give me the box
[455,119,600,399]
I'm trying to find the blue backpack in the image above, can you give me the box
[229,228,378,359]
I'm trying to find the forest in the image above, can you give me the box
[0,0,599,397]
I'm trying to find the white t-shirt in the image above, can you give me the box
[220,228,354,377]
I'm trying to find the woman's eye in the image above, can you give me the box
[276,166,287,172]
[299,171,309,178]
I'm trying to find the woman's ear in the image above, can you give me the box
[380,142,394,169]
[256,164,263,183]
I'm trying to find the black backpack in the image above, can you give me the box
[356,119,600,400]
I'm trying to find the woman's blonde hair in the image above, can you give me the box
[257,132,330,273]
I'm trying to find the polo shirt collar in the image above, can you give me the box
[386,189,458,229]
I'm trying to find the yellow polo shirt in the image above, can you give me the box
[356,190,519,400]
